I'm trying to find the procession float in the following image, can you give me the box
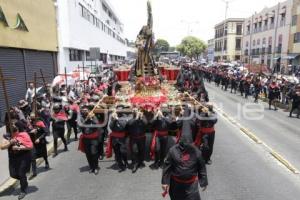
[91,1,207,117]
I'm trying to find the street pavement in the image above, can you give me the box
[205,82,300,171]
[1,106,300,200]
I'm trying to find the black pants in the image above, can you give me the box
[9,151,31,192]
[202,133,215,162]
[269,98,277,110]
[290,103,300,117]
[254,92,259,102]
[84,138,99,170]
[112,137,128,168]
[67,120,78,141]
[155,136,168,164]
[53,128,67,153]
[130,137,146,165]
[98,131,105,158]
[170,179,201,200]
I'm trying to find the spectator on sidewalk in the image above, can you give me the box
[0,120,33,200]
[25,83,35,105]
[288,85,300,118]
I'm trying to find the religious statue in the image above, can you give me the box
[135,1,157,77]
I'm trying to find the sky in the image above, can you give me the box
[109,0,284,46]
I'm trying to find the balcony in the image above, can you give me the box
[276,46,282,53]
[280,20,285,27]
[268,47,272,54]
[263,26,268,31]
[256,48,260,55]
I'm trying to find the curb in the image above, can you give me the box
[214,105,299,175]
[0,138,64,195]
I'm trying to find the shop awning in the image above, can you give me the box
[273,57,281,60]
[282,54,300,60]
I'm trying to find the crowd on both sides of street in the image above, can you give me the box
[0,65,218,200]
[194,64,300,118]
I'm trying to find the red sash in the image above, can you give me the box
[106,132,127,158]
[78,132,99,153]
[194,127,215,146]
[201,127,215,134]
[171,175,198,184]
[150,131,168,160]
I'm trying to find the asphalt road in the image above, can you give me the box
[1,110,300,200]
[205,82,300,171]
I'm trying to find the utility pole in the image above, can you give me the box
[221,0,229,62]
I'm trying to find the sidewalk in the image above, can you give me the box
[0,126,58,194]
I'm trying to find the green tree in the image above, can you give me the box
[176,36,207,59]
[169,46,176,52]
[154,39,170,55]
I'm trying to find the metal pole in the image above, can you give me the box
[34,72,37,117]
[64,67,67,87]
[221,1,229,62]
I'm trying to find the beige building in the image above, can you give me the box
[214,18,244,62]
[288,0,300,68]
[0,0,58,122]
[242,0,294,73]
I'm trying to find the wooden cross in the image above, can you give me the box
[78,63,90,90]
[0,66,16,134]
[58,67,72,87]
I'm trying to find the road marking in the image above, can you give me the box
[214,104,299,174]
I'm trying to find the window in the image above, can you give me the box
[294,32,300,43]
[236,24,242,35]
[270,17,275,29]
[280,13,286,26]
[264,19,268,30]
[69,49,83,61]
[262,38,266,46]
[246,25,250,34]
[278,34,283,45]
[235,38,241,50]
[257,39,261,46]
[86,51,92,61]
[292,15,297,26]
[224,39,227,51]
[253,40,256,46]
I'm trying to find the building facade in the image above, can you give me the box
[207,39,215,64]
[242,0,294,73]
[56,0,127,73]
[288,0,300,70]
[0,0,58,123]
[214,18,244,62]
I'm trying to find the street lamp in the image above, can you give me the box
[220,0,237,62]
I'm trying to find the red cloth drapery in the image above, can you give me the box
[114,70,130,81]
[130,95,168,111]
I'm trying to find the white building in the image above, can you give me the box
[242,0,293,73]
[55,0,127,73]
